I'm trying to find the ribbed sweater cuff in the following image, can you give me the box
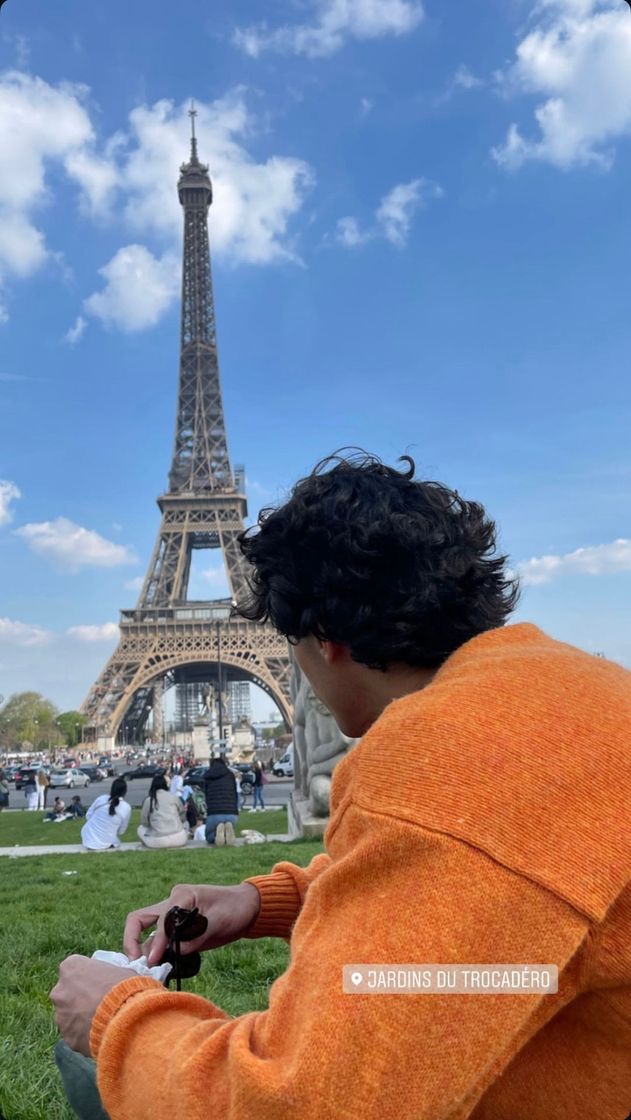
[242,870,301,939]
[90,977,163,1057]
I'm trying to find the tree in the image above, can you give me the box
[0,692,61,750]
[57,711,87,749]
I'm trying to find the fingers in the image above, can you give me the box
[124,886,210,965]
[123,905,167,962]
[145,885,198,967]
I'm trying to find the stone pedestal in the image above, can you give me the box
[192,718,210,764]
[288,790,328,840]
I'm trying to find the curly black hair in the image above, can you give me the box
[237,450,520,670]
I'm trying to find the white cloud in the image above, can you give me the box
[453,65,483,91]
[0,617,53,647]
[66,622,120,642]
[84,246,179,332]
[0,71,93,291]
[64,315,87,345]
[0,480,21,526]
[517,538,631,585]
[64,143,122,215]
[493,1,631,169]
[360,97,375,115]
[377,179,436,246]
[234,0,423,58]
[336,178,442,249]
[0,213,47,277]
[15,517,137,570]
[335,216,370,247]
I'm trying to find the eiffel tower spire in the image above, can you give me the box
[188,101,199,164]
[81,117,292,748]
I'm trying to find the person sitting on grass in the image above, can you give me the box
[51,451,631,1120]
[43,796,66,822]
[80,778,131,851]
[66,795,86,820]
[137,774,189,849]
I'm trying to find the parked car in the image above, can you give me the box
[49,768,90,789]
[78,765,104,783]
[184,763,256,795]
[14,766,41,790]
[98,756,114,776]
[183,766,209,786]
[121,763,166,780]
[62,757,78,769]
[233,762,256,795]
[272,748,294,778]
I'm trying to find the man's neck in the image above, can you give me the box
[355,663,437,736]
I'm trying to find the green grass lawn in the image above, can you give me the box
[0,806,289,846]
[0,839,323,1120]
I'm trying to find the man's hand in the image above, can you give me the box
[123,882,262,966]
[51,956,136,1057]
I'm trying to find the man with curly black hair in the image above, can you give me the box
[54,451,631,1120]
[238,451,520,739]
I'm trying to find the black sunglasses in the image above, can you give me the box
[160,906,208,991]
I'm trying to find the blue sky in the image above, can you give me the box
[0,0,630,720]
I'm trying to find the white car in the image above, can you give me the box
[273,749,294,778]
[49,768,90,789]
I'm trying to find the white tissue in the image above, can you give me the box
[92,950,172,984]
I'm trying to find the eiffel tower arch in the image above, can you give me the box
[83,110,292,748]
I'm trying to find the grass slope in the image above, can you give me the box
[0,839,322,1120]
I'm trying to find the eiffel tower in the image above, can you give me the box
[83,109,292,749]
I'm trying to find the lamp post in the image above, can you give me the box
[216,620,224,755]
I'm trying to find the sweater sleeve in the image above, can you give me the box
[242,852,332,940]
[91,814,591,1120]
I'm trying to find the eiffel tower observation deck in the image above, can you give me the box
[83,110,292,750]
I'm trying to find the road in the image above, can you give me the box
[6,767,293,812]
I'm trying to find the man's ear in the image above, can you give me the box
[317,639,348,665]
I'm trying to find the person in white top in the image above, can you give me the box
[81,778,131,851]
[137,775,188,849]
[169,771,184,800]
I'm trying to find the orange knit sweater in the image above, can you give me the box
[91,624,631,1119]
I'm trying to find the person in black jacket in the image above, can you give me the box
[203,756,239,846]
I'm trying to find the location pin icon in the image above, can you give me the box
[351,971,363,986]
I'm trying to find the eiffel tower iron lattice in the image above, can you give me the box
[82,111,292,748]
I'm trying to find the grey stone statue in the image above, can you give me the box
[290,654,357,817]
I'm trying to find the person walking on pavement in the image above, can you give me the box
[252,759,266,811]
